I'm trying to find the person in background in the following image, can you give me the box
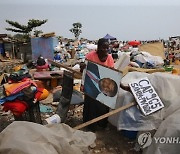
[81,38,114,131]
[36,56,49,71]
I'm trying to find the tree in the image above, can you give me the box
[69,22,82,40]
[33,30,43,37]
[5,19,47,41]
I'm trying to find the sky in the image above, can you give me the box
[1,0,180,41]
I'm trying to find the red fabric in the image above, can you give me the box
[85,50,114,68]
[36,63,49,69]
[34,88,44,101]
[3,100,28,116]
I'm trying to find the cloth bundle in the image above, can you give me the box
[0,67,49,116]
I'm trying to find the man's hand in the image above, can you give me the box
[80,62,86,73]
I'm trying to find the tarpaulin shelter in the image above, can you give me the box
[103,34,116,40]
[31,37,58,60]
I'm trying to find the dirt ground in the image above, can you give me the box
[66,108,141,154]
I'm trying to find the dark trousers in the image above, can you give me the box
[83,94,109,130]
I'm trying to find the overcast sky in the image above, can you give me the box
[1,0,180,40]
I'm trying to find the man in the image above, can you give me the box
[82,38,114,131]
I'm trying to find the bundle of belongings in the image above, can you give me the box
[129,50,164,69]
[0,65,49,116]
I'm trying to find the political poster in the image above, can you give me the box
[83,61,122,109]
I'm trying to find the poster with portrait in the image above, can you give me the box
[83,60,123,109]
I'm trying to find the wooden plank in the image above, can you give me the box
[48,59,82,77]
[41,32,55,38]
[73,102,136,130]
[33,71,63,79]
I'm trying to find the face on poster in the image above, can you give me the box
[83,61,122,109]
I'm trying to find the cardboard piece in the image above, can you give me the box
[121,66,165,76]
[129,77,164,115]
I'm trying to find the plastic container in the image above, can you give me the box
[44,114,61,124]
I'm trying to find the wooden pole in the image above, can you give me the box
[48,59,82,77]
[74,102,136,130]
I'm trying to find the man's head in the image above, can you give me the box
[98,78,118,97]
[97,38,109,62]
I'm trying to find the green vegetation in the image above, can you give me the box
[6,19,47,42]
[69,22,82,40]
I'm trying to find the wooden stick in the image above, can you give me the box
[48,59,82,76]
[74,102,136,130]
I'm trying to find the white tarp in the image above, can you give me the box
[0,121,96,154]
[108,72,180,131]
[143,109,180,154]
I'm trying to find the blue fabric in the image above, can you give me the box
[0,92,24,105]
[54,53,61,60]
[0,43,5,55]
[40,104,53,113]
[84,62,101,98]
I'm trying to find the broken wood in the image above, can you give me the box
[41,32,55,38]
[48,59,82,78]
[74,102,136,130]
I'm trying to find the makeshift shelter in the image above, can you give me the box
[103,34,116,40]
[31,37,58,60]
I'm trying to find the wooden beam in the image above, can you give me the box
[74,102,136,130]
[48,59,82,77]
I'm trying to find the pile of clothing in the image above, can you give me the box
[130,50,164,69]
[0,65,49,116]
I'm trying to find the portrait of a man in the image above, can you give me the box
[83,61,122,109]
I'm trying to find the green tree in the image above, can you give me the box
[33,30,43,37]
[13,33,26,42]
[69,22,82,40]
[5,19,47,41]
